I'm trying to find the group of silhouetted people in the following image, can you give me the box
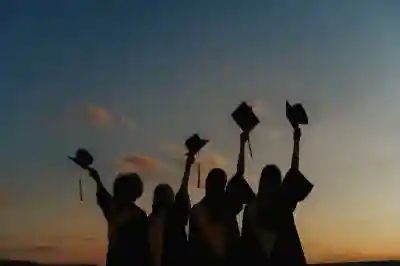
[86,127,313,266]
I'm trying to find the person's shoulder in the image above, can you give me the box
[190,203,198,213]
[190,201,204,217]
[192,202,200,209]
[231,172,243,179]
[139,208,148,219]
[132,204,148,219]
[191,199,205,211]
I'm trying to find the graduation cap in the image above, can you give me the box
[68,148,94,202]
[68,148,93,169]
[286,101,308,129]
[232,102,260,158]
[185,134,209,188]
[185,134,209,155]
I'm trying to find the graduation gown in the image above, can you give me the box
[148,186,191,266]
[241,169,313,266]
[97,187,150,266]
[188,174,255,266]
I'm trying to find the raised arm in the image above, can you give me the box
[236,132,248,176]
[285,128,314,212]
[180,154,195,194]
[174,154,195,225]
[285,128,301,212]
[88,167,114,220]
[291,128,301,170]
[225,132,256,216]
[88,167,106,191]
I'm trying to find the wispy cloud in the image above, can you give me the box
[53,104,136,131]
[86,104,136,130]
[199,152,227,169]
[160,143,186,165]
[87,105,112,126]
[116,153,163,173]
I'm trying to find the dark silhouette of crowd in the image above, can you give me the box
[69,101,314,266]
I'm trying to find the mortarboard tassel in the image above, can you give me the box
[248,136,253,159]
[79,172,84,203]
[197,162,201,188]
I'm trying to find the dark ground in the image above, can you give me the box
[0,260,96,266]
[1,259,399,266]
[313,262,400,266]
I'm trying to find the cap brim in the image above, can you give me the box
[68,156,87,169]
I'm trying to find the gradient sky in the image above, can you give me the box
[2,0,400,265]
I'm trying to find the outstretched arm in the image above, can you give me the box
[285,128,314,211]
[180,154,195,194]
[236,132,248,176]
[174,154,195,225]
[88,167,106,191]
[226,132,256,216]
[291,128,301,170]
[286,129,301,212]
[283,127,301,212]
[88,167,113,220]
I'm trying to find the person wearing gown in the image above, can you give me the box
[241,128,313,266]
[188,132,255,266]
[148,154,195,266]
[88,168,149,266]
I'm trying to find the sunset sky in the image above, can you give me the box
[2,0,400,265]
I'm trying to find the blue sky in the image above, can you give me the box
[1,0,400,264]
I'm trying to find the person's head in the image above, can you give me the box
[205,168,227,200]
[152,183,175,212]
[258,165,282,200]
[113,173,143,203]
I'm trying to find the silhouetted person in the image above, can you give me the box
[188,132,254,266]
[241,165,283,266]
[148,154,195,266]
[88,168,149,266]
[242,128,312,266]
[277,127,312,266]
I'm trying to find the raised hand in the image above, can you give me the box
[240,131,250,144]
[88,167,100,182]
[294,128,301,142]
[186,153,196,167]
[182,153,196,189]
